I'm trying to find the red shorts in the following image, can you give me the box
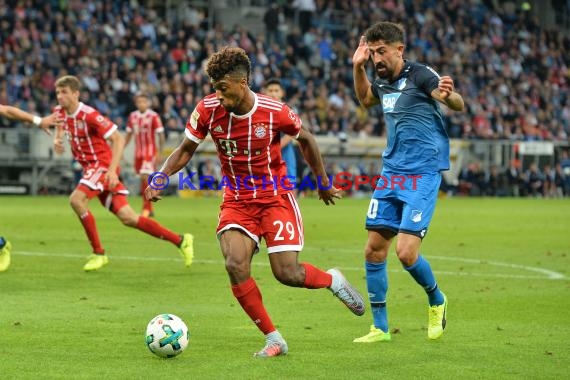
[134,156,155,175]
[216,192,304,253]
[77,166,129,213]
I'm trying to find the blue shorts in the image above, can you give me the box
[365,172,441,238]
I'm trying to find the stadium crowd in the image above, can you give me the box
[1,0,569,142]
[454,154,570,197]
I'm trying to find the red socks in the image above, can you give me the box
[231,278,276,334]
[136,216,182,246]
[79,211,104,254]
[301,263,333,289]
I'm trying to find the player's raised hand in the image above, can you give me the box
[318,186,343,206]
[144,186,162,202]
[39,112,63,136]
[438,76,455,99]
[352,36,370,68]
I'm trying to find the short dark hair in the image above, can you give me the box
[206,46,251,82]
[364,22,405,44]
[263,77,282,88]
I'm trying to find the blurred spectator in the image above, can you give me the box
[524,163,544,197]
[485,165,509,196]
[263,3,285,49]
[505,159,525,197]
[293,0,316,34]
[560,150,570,194]
[458,162,486,196]
[552,163,566,196]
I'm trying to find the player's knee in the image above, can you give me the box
[69,195,78,209]
[69,194,85,212]
[364,244,388,262]
[119,213,138,227]
[224,257,249,278]
[395,246,417,267]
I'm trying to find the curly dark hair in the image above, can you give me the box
[364,22,405,44]
[206,46,251,82]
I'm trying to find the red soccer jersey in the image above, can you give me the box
[55,102,118,169]
[185,92,302,201]
[126,109,164,160]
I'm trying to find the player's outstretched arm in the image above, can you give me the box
[0,104,59,135]
[53,124,65,154]
[105,131,125,189]
[281,133,294,148]
[431,76,464,112]
[296,127,342,205]
[145,137,199,202]
[124,130,133,147]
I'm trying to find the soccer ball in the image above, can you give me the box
[145,314,189,358]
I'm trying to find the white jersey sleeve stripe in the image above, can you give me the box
[184,128,203,144]
[103,124,118,139]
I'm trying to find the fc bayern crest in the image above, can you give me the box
[254,124,267,138]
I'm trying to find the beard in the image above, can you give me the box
[375,63,390,79]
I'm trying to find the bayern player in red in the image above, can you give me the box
[52,75,194,271]
[145,47,365,357]
[124,93,165,218]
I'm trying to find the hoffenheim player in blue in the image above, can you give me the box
[352,22,465,342]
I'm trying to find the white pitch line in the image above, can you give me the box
[427,255,566,280]
[14,250,567,281]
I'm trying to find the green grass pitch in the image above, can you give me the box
[0,196,569,379]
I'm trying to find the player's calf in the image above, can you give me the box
[271,262,306,287]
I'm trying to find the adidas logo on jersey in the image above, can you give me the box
[213,125,224,133]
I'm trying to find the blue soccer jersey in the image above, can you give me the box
[281,138,297,181]
[371,61,449,174]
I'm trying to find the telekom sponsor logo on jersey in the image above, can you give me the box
[148,172,423,191]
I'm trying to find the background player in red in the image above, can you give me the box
[124,93,165,218]
[145,47,365,358]
[52,75,194,271]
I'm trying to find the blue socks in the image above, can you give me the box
[405,255,444,306]
[365,261,389,333]
[365,255,443,332]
